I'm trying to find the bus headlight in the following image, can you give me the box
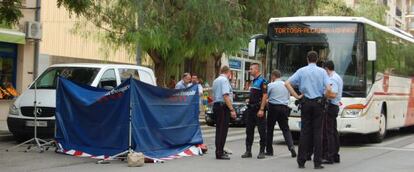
[240,105,247,113]
[9,104,18,116]
[342,109,362,118]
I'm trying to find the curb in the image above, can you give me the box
[0,131,14,142]
[199,119,206,125]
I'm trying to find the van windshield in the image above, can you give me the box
[31,67,100,89]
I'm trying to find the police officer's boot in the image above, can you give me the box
[241,146,252,158]
[257,146,265,159]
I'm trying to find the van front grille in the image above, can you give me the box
[20,107,55,117]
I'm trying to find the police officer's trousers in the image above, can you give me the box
[267,104,294,154]
[297,100,324,166]
[322,104,340,161]
[245,106,266,151]
[213,103,230,158]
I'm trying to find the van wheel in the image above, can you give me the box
[369,108,387,143]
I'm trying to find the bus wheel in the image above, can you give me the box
[369,108,387,143]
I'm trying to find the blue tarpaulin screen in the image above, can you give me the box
[55,77,203,158]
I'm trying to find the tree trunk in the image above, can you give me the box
[213,53,222,78]
[306,0,317,15]
[148,49,167,87]
[154,61,167,87]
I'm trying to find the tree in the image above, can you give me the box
[58,0,390,86]
[57,0,247,86]
[0,0,23,27]
[314,0,354,16]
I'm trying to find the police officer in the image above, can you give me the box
[322,60,343,164]
[175,73,192,89]
[266,70,297,158]
[241,63,268,159]
[212,66,237,160]
[285,51,332,169]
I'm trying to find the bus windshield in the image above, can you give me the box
[267,22,365,97]
[31,67,100,89]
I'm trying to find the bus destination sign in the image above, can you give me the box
[271,25,357,37]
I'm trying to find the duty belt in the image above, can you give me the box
[214,102,226,106]
[303,97,327,105]
[268,103,288,108]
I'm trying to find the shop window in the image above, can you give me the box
[0,42,17,100]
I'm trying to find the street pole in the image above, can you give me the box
[33,0,41,80]
[135,2,142,66]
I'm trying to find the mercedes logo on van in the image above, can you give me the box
[36,108,42,115]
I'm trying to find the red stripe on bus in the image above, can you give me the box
[405,78,414,126]
[373,92,410,96]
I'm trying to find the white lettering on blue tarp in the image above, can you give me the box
[105,85,130,96]
[173,90,196,96]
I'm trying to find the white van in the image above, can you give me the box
[7,63,156,141]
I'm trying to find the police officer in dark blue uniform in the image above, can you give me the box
[285,51,332,169]
[241,63,268,159]
[212,66,237,160]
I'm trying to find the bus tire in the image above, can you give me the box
[369,106,387,143]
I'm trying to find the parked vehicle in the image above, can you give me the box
[205,90,249,126]
[7,63,156,141]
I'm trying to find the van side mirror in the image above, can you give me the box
[367,41,377,61]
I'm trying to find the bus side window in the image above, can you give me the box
[98,69,117,90]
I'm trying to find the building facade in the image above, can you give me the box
[0,0,141,120]
[345,0,414,35]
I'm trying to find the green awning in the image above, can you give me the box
[0,28,25,44]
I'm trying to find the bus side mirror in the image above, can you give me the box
[248,34,267,58]
[248,39,256,57]
[367,41,377,61]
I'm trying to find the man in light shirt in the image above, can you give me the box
[175,73,192,89]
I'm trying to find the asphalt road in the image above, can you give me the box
[1,125,414,172]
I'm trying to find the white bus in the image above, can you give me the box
[248,16,414,143]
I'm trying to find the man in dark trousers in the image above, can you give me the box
[266,70,297,158]
[322,60,343,164]
[241,63,268,159]
[212,66,237,160]
[285,51,332,169]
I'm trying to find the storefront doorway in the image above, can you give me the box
[0,42,18,100]
[229,57,261,91]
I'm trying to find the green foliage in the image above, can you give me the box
[0,0,23,27]
[357,0,414,76]
[60,0,246,64]
[241,0,315,34]
[354,0,387,24]
[315,0,354,16]
[59,0,414,80]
